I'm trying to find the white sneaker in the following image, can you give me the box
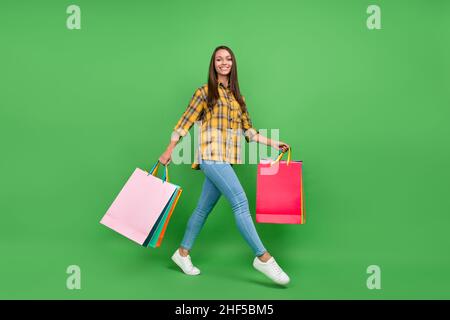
[253,256,290,285]
[171,249,201,276]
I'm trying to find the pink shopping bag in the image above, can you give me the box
[100,161,181,245]
[256,148,305,224]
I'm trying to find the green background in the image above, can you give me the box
[1,0,449,299]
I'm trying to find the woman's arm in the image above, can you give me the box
[240,96,290,153]
[252,133,290,153]
[159,132,180,165]
[159,87,206,165]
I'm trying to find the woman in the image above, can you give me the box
[159,45,291,285]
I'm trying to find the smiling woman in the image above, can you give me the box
[215,50,232,74]
[163,46,290,170]
[158,45,291,286]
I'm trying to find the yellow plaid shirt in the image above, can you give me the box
[173,82,259,170]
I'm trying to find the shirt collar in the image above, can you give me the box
[218,80,230,89]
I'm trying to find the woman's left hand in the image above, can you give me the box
[273,140,290,153]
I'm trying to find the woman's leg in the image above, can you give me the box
[200,162,267,257]
[179,174,221,252]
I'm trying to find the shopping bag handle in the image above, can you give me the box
[148,161,170,183]
[270,147,291,166]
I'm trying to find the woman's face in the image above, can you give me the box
[214,49,232,77]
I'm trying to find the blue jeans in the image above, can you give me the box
[180,160,267,256]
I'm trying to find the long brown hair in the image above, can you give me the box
[206,45,247,114]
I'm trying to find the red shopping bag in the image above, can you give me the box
[256,148,305,224]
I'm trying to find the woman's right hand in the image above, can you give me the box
[159,149,172,166]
